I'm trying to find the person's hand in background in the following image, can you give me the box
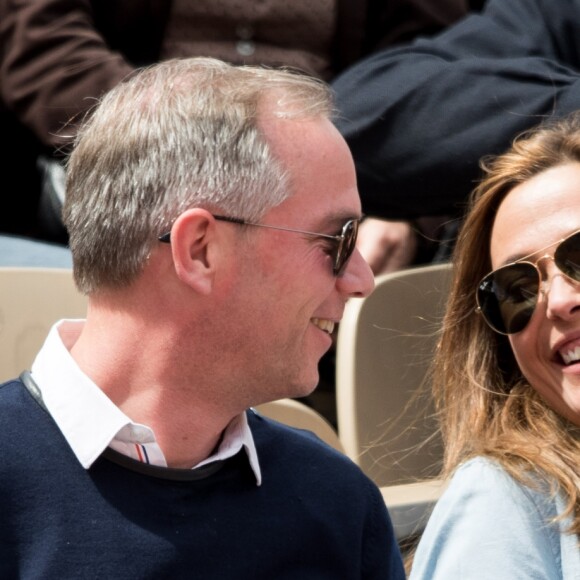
[357,216,452,275]
[356,217,418,275]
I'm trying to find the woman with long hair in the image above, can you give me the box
[410,114,580,578]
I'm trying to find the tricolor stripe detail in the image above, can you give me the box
[134,444,150,464]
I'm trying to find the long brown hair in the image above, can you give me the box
[434,113,580,534]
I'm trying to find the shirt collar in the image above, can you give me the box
[31,320,261,485]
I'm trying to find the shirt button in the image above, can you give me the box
[237,40,255,56]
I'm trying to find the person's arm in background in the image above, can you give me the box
[0,0,165,151]
[349,0,472,61]
[338,0,475,275]
[332,0,580,220]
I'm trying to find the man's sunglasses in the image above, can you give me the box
[476,230,580,335]
[159,214,361,276]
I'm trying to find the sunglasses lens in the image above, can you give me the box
[477,262,539,334]
[334,219,359,275]
[555,231,580,282]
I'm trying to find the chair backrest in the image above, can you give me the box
[381,478,448,543]
[336,262,452,488]
[255,398,344,453]
[0,267,88,381]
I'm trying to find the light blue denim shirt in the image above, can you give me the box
[410,457,580,579]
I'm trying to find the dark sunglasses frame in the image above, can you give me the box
[476,229,580,335]
[159,214,361,276]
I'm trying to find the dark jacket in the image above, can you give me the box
[332,0,580,220]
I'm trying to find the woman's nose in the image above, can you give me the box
[543,262,580,322]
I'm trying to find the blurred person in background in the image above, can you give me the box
[0,0,469,247]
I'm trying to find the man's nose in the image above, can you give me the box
[336,249,375,298]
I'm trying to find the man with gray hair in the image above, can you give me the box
[0,57,404,578]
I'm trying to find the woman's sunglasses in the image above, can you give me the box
[476,230,580,335]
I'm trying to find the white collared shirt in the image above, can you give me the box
[30,320,262,484]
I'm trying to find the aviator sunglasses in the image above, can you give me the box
[159,214,361,276]
[476,229,580,335]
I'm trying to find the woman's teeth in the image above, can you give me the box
[561,346,580,365]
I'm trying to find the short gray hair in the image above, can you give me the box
[63,57,334,293]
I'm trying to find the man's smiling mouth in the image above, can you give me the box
[311,318,335,335]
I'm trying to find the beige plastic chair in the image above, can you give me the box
[255,398,344,453]
[336,262,453,540]
[380,479,448,544]
[0,267,88,381]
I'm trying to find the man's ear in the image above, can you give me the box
[169,209,218,295]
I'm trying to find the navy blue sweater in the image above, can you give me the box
[0,379,404,579]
